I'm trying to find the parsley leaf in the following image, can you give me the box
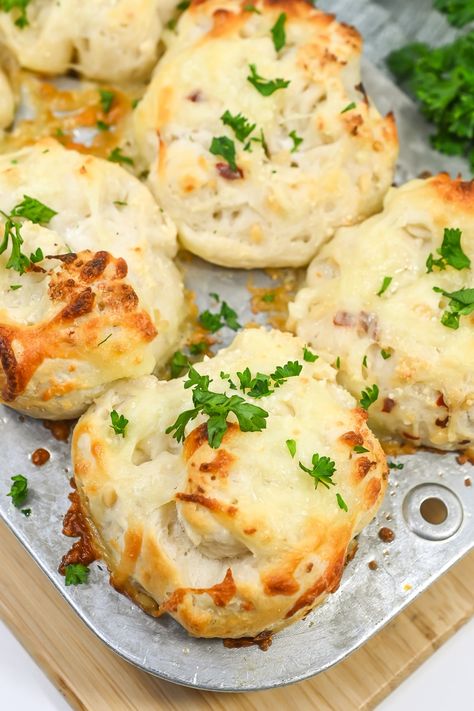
[360,384,379,410]
[299,453,336,489]
[221,110,256,143]
[99,89,115,114]
[110,410,128,437]
[199,299,241,333]
[377,276,392,297]
[262,292,275,302]
[0,0,30,28]
[336,493,348,512]
[434,0,474,27]
[426,228,470,273]
[21,508,31,517]
[289,130,303,152]
[108,147,134,166]
[10,195,57,224]
[7,474,28,507]
[341,101,356,114]
[271,360,302,385]
[65,563,90,586]
[388,460,404,470]
[353,445,369,453]
[189,341,207,355]
[380,349,392,360]
[244,3,261,13]
[210,135,238,172]
[433,285,474,329]
[170,350,190,379]
[271,12,286,52]
[29,247,44,264]
[247,63,290,96]
[286,439,296,457]
[303,346,318,362]
[166,367,268,448]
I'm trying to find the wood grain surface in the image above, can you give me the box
[0,521,472,711]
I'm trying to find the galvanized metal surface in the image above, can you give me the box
[0,0,473,693]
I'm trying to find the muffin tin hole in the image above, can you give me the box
[402,483,463,541]
[420,497,448,525]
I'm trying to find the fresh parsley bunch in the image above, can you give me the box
[387,31,474,172]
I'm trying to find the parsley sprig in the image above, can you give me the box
[0,0,30,28]
[299,453,336,489]
[360,384,379,410]
[426,228,470,273]
[0,195,56,274]
[433,286,474,329]
[199,294,241,333]
[166,367,268,449]
[221,111,256,143]
[210,136,238,172]
[247,63,290,96]
[110,410,129,437]
[271,12,286,52]
[387,32,474,171]
[434,0,474,28]
[7,474,28,507]
[99,89,115,114]
[65,563,90,586]
[234,360,302,399]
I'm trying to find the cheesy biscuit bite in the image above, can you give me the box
[0,140,184,419]
[73,328,388,638]
[0,0,164,82]
[289,175,474,451]
[134,0,398,268]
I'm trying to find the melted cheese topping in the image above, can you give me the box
[0,0,165,82]
[134,0,398,268]
[0,139,185,418]
[290,175,474,450]
[73,328,387,638]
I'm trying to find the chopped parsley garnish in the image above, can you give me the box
[341,102,356,114]
[65,563,90,586]
[210,135,238,172]
[289,130,303,152]
[360,384,379,410]
[362,355,368,369]
[113,200,127,206]
[388,461,404,470]
[189,341,207,355]
[271,360,302,385]
[433,286,474,329]
[380,349,392,360]
[166,0,190,30]
[199,297,241,333]
[166,367,268,449]
[299,453,336,489]
[10,195,57,224]
[10,284,21,290]
[271,12,286,52]
[1,196,56,274]
[107,147,134,166]
[243,3,261,13]
[7,474,28,507]
[97,120,110,132]
[286,439,296,458]
[99,89,115,114]
[434,0,474,28]
[0,0,30,28]
[247,63,290,96]
[335,356,341,369]
[221,110,256,143]
[377,276,392,297]
[353,445,369,453]
[170,350,190,379]
[386,33,474,171]
[110,410,128,437]
[245,128,270,157]
[21,508,31,517]
[336,493,348,512]
[237,369,273,398]
[97,333,112,347]
[303,346,318,362]
[426,228,470,273]
[262,292,275,302]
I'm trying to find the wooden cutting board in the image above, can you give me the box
[0,521,472,711]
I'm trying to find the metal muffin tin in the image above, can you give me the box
[0,0,473,692]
